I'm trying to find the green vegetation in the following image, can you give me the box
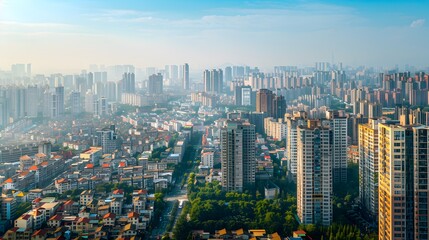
[301,224,377,240]
[175,179,298,237]
[166,200,179,232]
[333,163,359,223]
[149,193,166,231]
[60,189,84,201]
[152,146,167,160]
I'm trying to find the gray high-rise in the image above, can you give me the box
[182,63,189,90]
[221,120,256,192]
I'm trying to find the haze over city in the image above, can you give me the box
[1,0,429,73]
[1,1,429,240]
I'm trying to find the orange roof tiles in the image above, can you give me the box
[103,212,116,219]
[29,165,39,171]
[128,212,139,218]
[4,178,13,183]
[102,163,110,168]
[20,155,32,161]
[32,229,47,237]
[49,214,63,221]
[218,228,227,236]
[85,163,94,169]
[64,199,74,205]
[19,171,30,177]
[56,178,67,184]
[77,217,90,224]
[35,153,47,158]
[134,189,148,195]
[112,189,124,195]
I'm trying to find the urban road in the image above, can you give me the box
[149,144,200,239]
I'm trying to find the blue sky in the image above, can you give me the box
[0,0,428,73]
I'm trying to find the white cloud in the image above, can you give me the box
[410,19,425,28]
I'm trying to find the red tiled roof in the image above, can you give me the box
[40,161,49,166]
[134,189,148,195]
[128,212,139,218]
[103,212,116,219]
[112,189,124,195]
[49,214,63,221]
[56,178,68,184]
[102,163,110,168]
[29,165,39,171]
[77,217,90,224]
[4,178,13,183]
[86,163,94,169]
[32,229,47,236]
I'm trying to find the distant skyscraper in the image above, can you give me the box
[234,85,251,106]
[183,63,189,90]
[84,90,97,114]
[297,120,332,226]
[233,66,245,78]
[0,97,9,129]
[225,66,232,82]
[121,72,135,94]
[26,64,31,78]
[55,86,65,115]
[221,120,256,192]
[25,86,40,117]
[203,70,211,93]
[9,87,26,120]
[97,97,108,117]
[203,69,223,94]
[272,95,286,119]
[378,123,429,240]
[70,91,81,115]
[256,89,274,117]
[11,64,26,78]
[148,73,163,94]
[43,88,63,118]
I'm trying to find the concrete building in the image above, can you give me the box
[148,73,163,94]
[220,120,256,192]
[378,123,429,240]
[296,120,332,226]
[182,63,189,90]
[358,119,381,222]
[326,111,348,183]
[285,112,308,178]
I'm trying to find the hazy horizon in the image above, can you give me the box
[1,0,429,74]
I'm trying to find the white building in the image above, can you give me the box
[201,151,214,168]
[296,121,332,226]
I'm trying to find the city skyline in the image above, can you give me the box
[1,0,429,73]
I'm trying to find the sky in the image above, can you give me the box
[0,0,428,74]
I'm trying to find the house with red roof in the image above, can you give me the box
[102,212,116,226]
